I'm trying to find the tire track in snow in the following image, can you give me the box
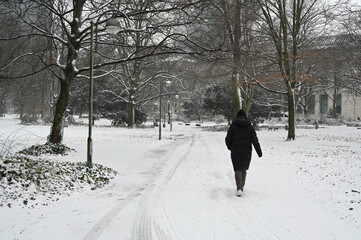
[132,134,196,240]
[155,134,196,240]
[83,135,193,240]
[83,187,144,240]
[132,184,155,240]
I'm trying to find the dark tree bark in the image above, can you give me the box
[47,0,85,143]
[48,79,71,143]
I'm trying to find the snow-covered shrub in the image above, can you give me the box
[0,156,117,208]
[202,125,229,132]
[17,143,75,156]
[206,114,226,124]
[20,115,38,125]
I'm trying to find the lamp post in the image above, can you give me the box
[87,18,122,168]
[159,80,171,140]
[175,94,179,113]
[105,18,122,34]
[87,22,95,168]
[169,94,179,130]
[167,99,172,131]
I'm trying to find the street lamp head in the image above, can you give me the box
[106,18,121,35]
[165,80,172,87]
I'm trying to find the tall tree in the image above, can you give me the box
[338,3,361,95]
[206,0,261,118]
[0,0,208,143]
[185,0,265,118]
[257,0,322,140]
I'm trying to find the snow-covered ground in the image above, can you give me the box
[0,116,361,240]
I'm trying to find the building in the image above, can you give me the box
[306,90,361,121]
[301,34,361,121]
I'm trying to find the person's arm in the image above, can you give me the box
[251,127,262,157]
[225,126,233,150]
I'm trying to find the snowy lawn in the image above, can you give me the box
[0,116,360,240]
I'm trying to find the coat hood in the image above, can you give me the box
[237,109,247,118]
[232,117,251,127]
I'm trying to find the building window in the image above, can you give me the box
[335,94,341,114]
[308,95,315,114]
[320,94,328,114]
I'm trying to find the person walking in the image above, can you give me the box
[225,109,262,197]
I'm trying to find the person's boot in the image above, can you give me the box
[235,171,242,196]
[240,170,247,192]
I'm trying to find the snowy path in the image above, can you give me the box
[86,130,360,240]
[1,120,361,240]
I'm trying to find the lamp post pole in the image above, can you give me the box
[175,94,179,113]
[87,17,122,167]
[159,80,162,140]
[168,99,172,131]
[87,21,94,168]
[159,80,171,140]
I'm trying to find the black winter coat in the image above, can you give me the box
[225,117,262,171]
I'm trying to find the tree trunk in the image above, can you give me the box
[287,88,296,140]
[41,87,45,118]
[224,0,242,120]
[332,85,338,117]
[231,70,241,119]
[47,0,84,143]
[242,82,253,114]
[48,80,70,144]
[128,102,135,127]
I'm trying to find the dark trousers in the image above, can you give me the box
[235,170,247,191]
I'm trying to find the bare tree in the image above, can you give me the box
[95,0,207,127]
[256,0,325,140]
[195,0,264,118]
[0,1,51,119]
[0,0,210,143]
[338,3,361,95]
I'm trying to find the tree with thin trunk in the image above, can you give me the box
[257,0,322,140]
[208,0,256,118]
[188,0,265,118]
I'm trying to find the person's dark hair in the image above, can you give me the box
[237,109,247,118]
